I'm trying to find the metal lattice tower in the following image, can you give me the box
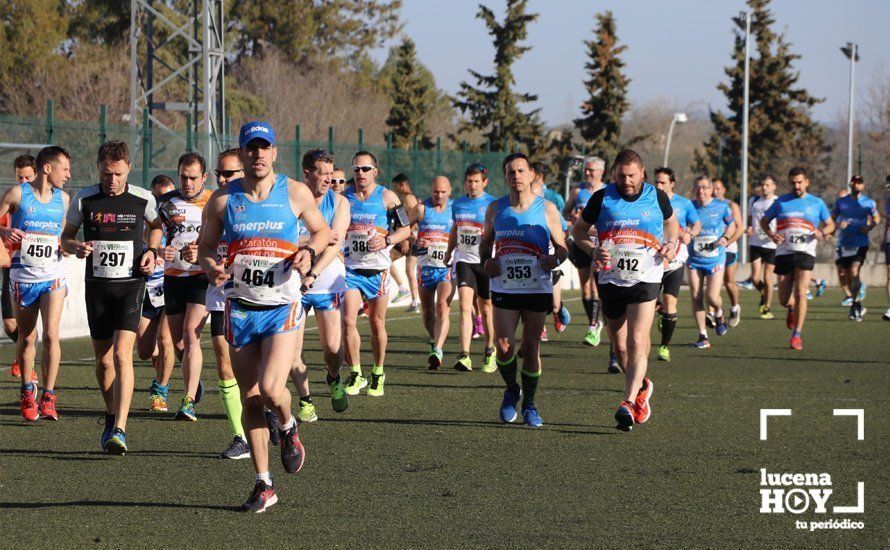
[129,0,225,174]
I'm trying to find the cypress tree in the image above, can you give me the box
[385,38,433,149]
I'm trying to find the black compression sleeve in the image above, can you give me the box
[655,188,673,219]
[580,189,606,226]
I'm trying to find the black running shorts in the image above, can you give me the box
[568,240,593,269]
[491,291,551,313]
[661,268,684,298]
[774,252,815,275]
[456,261,491,300]
[749,246,776,265]
[210,310,225,338]
[834,246,868,268]
[86,279,145,340]
[164,275,209,315]
[595,278,660,320]
[1,267,12,320]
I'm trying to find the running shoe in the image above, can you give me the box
[856,304,866,321]
[428,348,443,370]
[174,396,197,421]
[584,323,602,347]
[454,354,473,372]
[279,424,306,474]
[220,435,251,460]
[522,404,543,428]
[194,380,204,405]
[554,305,571,333]
[790,335,803,350]
[615,401,635,432]
[841,296,854,307]
[239,480,277,513]
[367,373,385,397]
[150,394,168,412]
[607,352,622,373]
[738,280,755,291]
[265,410,280,446]
[729,305,741,327]
[20,383,38,421]
[849,303,858,321]
[785,308,795,330]
[344,372,368,396]
[393,288,411,303]
[100,413,115,450]
[10,360,20,377]
[540,327,548,342]
[805,291,813,301]
[499,386,521,423]
[759,305,774,320]
[104,428,127,455]
[330,378,349,412]
[693,335,711,349]
[297,400,318,423]
[405,302,420,314]
[482,350,497,374]
[815,279,827,297]
[715,320,728,336]
[882,308,890,321]
[472,316,483,339]
[705,312,716,329]
[634,378,653,424]
[656,345,671,362]
[38,392,58,421]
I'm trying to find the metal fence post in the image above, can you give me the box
[328,127,334,155]
[186,113,193,152]
[386,133,393,180]
[411,136,419,185]
[358,128,363,149]
[142,107,151,188]
[99,104,107,147]
[436,137,442,174]
[45,99,55,144]
[294,125,302,177]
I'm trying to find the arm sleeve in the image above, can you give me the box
[655,188,673,219]
[65,188,84,226]
[580,189,606,226]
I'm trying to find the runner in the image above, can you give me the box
[330,167,347,195]
[833,187,856,305]
[390,174,420,311]
[760,166,835,350]
[687,176,735,349]
[4,155,36,378]
[138,175,175,413]
[653,167,700,362]
[712,179,744,327]
[747,175,778,319]
[0,146,70,420]
[481,153,567,428]
[445,163,497,373]
[61,140,163,453]
[412,176,454,369]
[832,174,879,321]
[289,148,350,421]
[531,162,570,337]
[341,151,411,398]
[563,156,605,346]
[198,121,330,512]
[157,153,213,421]
[204,148,250,459]
[573,149,677,431]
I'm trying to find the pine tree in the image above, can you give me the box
[574,11,631,164]
[693,0,825,194]
[385,38,433,149]
[453,0,542,152]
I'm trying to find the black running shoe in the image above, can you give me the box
[266,410,280,446]
[220,435,251,460]
[279,424,306,474]
[239,480,278,513]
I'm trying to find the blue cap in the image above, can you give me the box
[238,121,276,148]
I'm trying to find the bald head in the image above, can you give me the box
[430,175,451,206]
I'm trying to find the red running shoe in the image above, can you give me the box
[790,335,803,350]
[239,480,278,513]
[10,360,20,377]
[20,384,38,421]
[785,308,795,330]
[39,392,59,421]
[634,378,654,424]
[280,424,306,474]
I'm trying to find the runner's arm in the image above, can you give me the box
[383,189,411,246]
[562,188,577,221]
[292,183,331,274]
[306,194,349,281]
[480,201,500,276]
[0,186,24,241]
[0,240,8,268]
[198,189,228,285]
[545,202,568,264]
[727,202,743,244]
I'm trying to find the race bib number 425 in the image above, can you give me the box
[92,241,133,278]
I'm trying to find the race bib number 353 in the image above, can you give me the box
[499,255,542,291]
[92,241,133,278]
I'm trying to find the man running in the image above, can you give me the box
[481,153,567,428]
[157,153,213,421]
[4,155,36,378]
[446,163,497,373]
[747,175,778,319]
[62,140,162,453]
[531,162,570,337]
[390,174,420,311]
[138,175,175,413]
[330,167,347,194]
[198,121,330,512]
[712,179,744,327]
[0,146,71,420]
[688,176,735,349]
[573,149,677,431]
[290,148,350,422]
[760,167,835,350]
[205,148,250,459]
[341,151,411,398]
[563,156,605,346]
[831,174,879,321]
[412,176,454,369]
[653,167,699,362]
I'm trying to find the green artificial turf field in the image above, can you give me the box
[0,289,887,548]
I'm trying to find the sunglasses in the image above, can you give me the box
[352,165,375,173]
[331,178,347,185]
[215,169,242,178]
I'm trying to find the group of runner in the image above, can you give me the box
[1,123,887,511]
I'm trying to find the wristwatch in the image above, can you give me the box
[384,235,392,247]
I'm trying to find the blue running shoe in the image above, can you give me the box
[104,428,127,454]
[499,386,521,423]
[841,297,854,307]
[194,380,204,405]
[815,279,827,297]
[857,285,867,301]
[715,321,728,336]
[554,305,571,333]
[522,405,543,428]
[615,401,635,432]
[100,413,115,450]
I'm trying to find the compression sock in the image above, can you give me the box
[591,299,601,325]
[582,298,594,324]
[661,313,678,346]
[520,368,541,407]
[218,378,244,438]
[497,355,518,389]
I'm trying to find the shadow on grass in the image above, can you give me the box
[0,407,227,421]
[0,448,218,460]
[0,499,234,511]
[320,415,617,434]
[703,354,882,365]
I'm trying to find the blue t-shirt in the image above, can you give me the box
[832,194,878,248]
[689,198,733,271]
[764,193,831,257]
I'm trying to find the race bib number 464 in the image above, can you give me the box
[232,254,288,302]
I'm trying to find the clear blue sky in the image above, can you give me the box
[372,0,889,126]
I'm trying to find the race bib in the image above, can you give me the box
[425,240,448,268]
[839,246,859,258]
[21,233,58,268]
[457,226,481,253]
[148,285,165,308]
[347,230,373,261]
[499,255,542,291]
[785,228,811,252]
[231,254,290,303]
[693,235,720,258]
[92,241,134,279]
[611,246,647,282]
[170,236,194,271]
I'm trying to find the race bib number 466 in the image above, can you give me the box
[92,241,133,278]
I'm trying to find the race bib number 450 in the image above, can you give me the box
[21,233,58,268]
[92,241,133,278]
[499,255,542,291]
